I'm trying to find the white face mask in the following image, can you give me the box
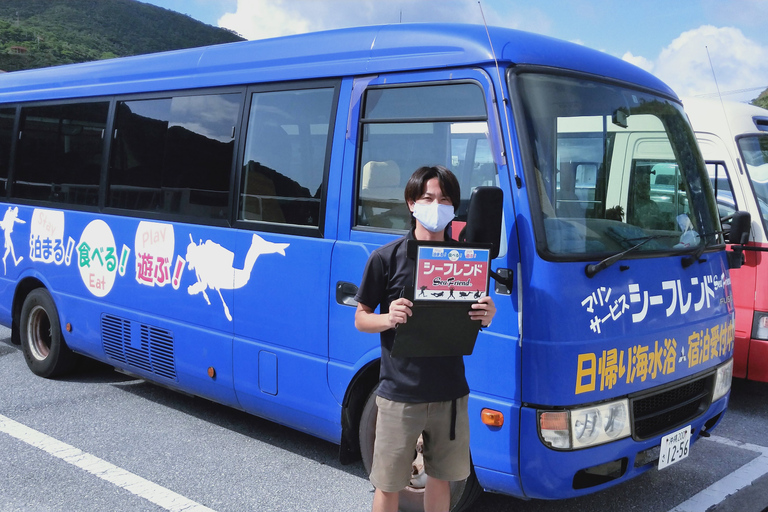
[412,201,455,233]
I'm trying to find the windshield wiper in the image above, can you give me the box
[681,246,707,268]
[681,232,721,268]
[585,236,662,278]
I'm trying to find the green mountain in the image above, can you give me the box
[0,0,244,72]
[753,88,768,110]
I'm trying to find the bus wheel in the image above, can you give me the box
[20,288,78,378]
[359,387,482,512]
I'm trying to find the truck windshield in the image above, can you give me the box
[514,73,719,258]
[737,134,768,234]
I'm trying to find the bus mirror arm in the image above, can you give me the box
[727,246,745,270]
[489,268,513,291]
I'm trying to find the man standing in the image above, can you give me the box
[354,165,496,512]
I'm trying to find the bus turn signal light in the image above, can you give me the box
[540,411,568,431]
[481,408,504,427]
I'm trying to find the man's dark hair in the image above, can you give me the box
[404,165,460,208]
[404,165,461,230]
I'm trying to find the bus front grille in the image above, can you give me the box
[101,314,177,380]
[630,374,713,440]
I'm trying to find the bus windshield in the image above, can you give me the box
[737,134,768,233]
[514,73,719,258]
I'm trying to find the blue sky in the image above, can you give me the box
[138,0,768,103]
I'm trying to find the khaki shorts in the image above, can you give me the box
[370,395,470,492]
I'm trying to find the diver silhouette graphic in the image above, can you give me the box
[185,233,289,321]
[1,206,25,274]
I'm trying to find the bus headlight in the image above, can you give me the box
[712,359,733,402]
[539,399,631,450]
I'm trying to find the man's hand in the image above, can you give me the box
[387,297,413,329]
[469,296,496,327]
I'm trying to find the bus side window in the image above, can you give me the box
[356,82,491,231]
[0,107,15,198]
[14,102,108,206]
[238,87,336,229]
[108,93,241,220]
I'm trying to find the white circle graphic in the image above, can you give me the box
[77,220,117,297]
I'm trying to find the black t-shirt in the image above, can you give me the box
[355,232,470,403]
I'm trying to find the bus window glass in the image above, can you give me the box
[14,102,108,206]
[0,107,14,197]
[705,162,738,219]
[516,73,718,257]
[737,135,768,229]
[364,83,487,119]
[357,83,495,230]
[109,93,241,219]
[239,88,335,227]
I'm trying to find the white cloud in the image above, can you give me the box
[218,0,311,40]
[621,51,654,73]
[218,0,500,40]
[652,26,768,100]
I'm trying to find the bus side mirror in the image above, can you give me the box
[725,210,750,269]
[727,210,751,245]
[462,186,503,259]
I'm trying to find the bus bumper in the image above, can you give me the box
[514,394,729,499]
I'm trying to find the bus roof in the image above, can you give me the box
[683,97,768,136]
[0,23,675,103]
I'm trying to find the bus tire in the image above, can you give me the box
[20,288,78,378]
[359,387,483,512]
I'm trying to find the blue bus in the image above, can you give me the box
[0,24,745,510]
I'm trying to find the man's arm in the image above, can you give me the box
[354,298,413,333]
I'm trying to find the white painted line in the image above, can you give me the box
[668,435,768,512]
[0,413,216,512]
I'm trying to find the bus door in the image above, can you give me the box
[698,133,758,377]
[328,69,521,473]
[230,82,342,441]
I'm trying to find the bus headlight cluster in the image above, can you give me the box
[538,399,631,450]
[712,359,733,402]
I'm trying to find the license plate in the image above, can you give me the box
[658,425,691,470]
